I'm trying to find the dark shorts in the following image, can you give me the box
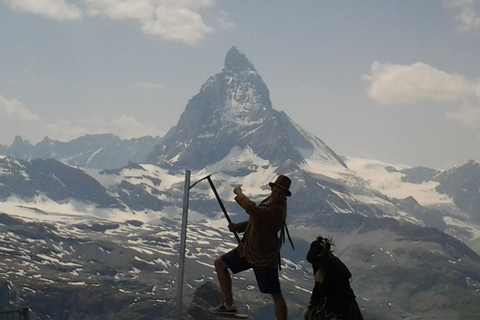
[221,249,281,295]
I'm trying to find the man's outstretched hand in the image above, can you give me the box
[233,186,243,195]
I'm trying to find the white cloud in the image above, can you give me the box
[43,119,91,141]
[363,61,471,105]
[445,0,480,31]
[363,61,480,136]
[446,102,480,127]
[2,0,223,45]
[0,94,89,143]
[40,114,165,141]
[133,81,164,90]
[216,10,236,30]
[0,94,41,121]
[85,0,153,20]
[0,94,163,145]
[110,115,164,138]
[85,0,214,45]
[1,0,83,21]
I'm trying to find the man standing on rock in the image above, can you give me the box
[209,175,292,320]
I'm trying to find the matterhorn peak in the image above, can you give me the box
[224,46,257,73]
[148,47,346,171]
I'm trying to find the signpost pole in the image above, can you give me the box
[175,170,190,320]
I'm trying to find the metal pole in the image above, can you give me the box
[175,170,190,320]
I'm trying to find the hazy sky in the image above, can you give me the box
[1,1,480,169]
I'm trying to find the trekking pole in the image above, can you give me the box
[206,176,241,243]
[189,173,240,243]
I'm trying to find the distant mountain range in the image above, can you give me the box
[0,134,162,170]
[0,46,479,320]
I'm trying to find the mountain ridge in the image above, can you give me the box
[0,134,162,169]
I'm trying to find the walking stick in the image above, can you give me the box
[190,173,240,243]
[206,176,241,243]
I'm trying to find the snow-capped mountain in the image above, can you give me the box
[1,155,479,319]
[345,157,480,254]
[145,47,427,228]
[147,46,345,171]
[0,47,480,319]
[0,134,162,169]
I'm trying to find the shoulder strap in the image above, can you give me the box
[280,222,295,250]
[278,222,295,271]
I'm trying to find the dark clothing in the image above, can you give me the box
[221,248,281,294]
[306,242,364,320]
[308,299,363,320]
[309,256,356,313]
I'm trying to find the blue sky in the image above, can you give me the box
[1,0,479,169]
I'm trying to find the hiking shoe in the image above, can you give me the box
[209,301,237,314]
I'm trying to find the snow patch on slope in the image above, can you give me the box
[345,157,453,206]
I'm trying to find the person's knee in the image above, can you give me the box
[214,257,227,271]
[271,292,284,301]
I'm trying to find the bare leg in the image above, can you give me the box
[214,257,234,305]
[303,308,311,320]
[272,293,287,320]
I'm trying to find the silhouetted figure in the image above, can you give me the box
[210,175,292,320]
[304,236,364,320]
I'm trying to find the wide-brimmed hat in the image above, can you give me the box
[269,175,292,197]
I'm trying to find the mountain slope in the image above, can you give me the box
[345,157,480,254]
[0,199,479,319]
